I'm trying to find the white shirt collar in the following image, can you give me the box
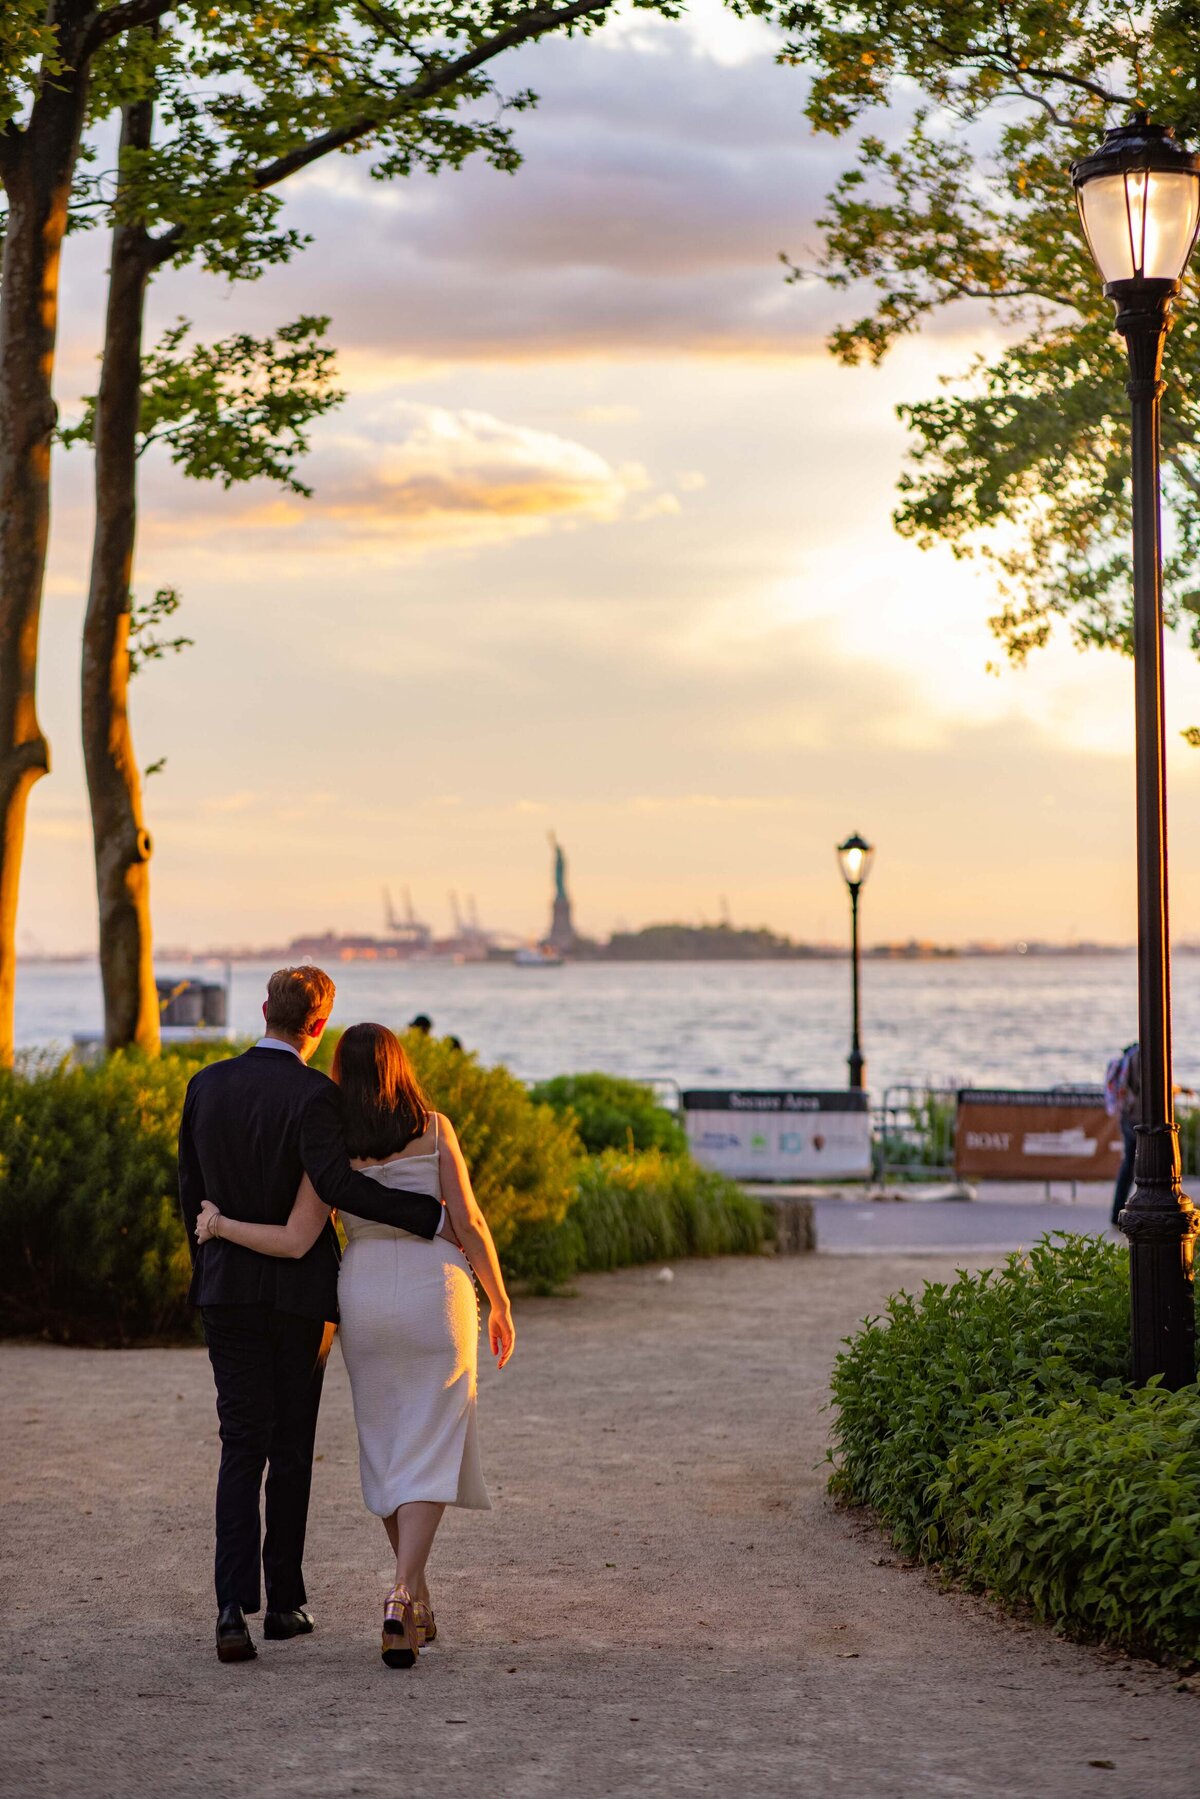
[255,1035,301,1059]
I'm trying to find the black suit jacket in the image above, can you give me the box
[178,1045,442,1322]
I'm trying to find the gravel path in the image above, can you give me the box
[2,1254,1195,1798]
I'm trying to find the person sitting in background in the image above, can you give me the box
[1106,1040,1140,1229]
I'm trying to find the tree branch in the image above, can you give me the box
[945,280,1078,309]
[255,0,610,189]
[914,27,1133,111]
[999,79,1068,130]
[84,0,175,54]
[1015,62,1133,108]
[147,0,612,258]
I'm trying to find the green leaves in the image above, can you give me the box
[505,1145,765,1289]
[780,0,1200,678]
[830,1232,1200,1657]
[0,1045,235,1343]
[529,1071,690,1157]
[140,315,344,493]
[947,1385,1200,1656]
[829,1234,1132,1549]
[64,315,345,495]
[128,586,192,676]
[0,2,65,133]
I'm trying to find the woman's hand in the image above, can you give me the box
[195,1201,221,1245]
[489,1304,516,1370]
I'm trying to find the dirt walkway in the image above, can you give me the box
[2,1255,1195,1798]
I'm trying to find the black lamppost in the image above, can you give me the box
[1073,115,1200,1388]
[837,831,873,1090]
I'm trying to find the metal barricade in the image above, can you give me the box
[873,1085,958,1181]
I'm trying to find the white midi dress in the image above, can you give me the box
[337,1124,490,1515]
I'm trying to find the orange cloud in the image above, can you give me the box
[140,403,655,556]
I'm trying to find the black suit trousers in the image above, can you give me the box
[202,1304,329,1614]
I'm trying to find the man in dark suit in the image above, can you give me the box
[178,964,443,1663]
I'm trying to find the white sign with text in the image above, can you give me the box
[682,1088,872,1181]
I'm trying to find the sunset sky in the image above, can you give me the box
[25,2,1200,954]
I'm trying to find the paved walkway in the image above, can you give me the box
[808,1189,1118,1257]
[2,1255,1195,1798]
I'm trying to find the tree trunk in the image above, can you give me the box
[81,95,162,1055]
[0,14,91,1065]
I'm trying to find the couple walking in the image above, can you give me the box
[178,965,514,1669]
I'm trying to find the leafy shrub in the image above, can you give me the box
[574,1147,764,1266]
[0,1032,760,1340]
[0,1047,230,1343]
[830,1234,1130,1557]
[830,1232,1200,1658]
[528,1072,688,1157]
[939,1384,1200,1658]
[504,1146,765,1289]
[315,1028,584,1254]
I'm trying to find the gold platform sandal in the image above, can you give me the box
[381,1585,420,1669]
[414,1601,437,1646]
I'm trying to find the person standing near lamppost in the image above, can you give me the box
[1073,114,1200,1388]
[837,832,873,1091]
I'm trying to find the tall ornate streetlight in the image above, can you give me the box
[1073,114,1200,1388]
[837,831,873,1091]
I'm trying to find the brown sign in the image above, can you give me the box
[954,1089,1123,1181]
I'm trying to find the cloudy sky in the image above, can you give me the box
[26,1,1200,953]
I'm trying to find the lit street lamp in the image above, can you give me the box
[837,831,873,1091]
[1073,113,1200,1387]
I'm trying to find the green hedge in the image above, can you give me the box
[830,1234,1130,1556]
[941,1384,1200,1658]
[504,1146,765,1290]
[0,1039,762,1340]
[0,1048,231,1342]
[831,1233,1200,1658]
[528,1072,688,1157]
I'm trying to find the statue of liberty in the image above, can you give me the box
[547,831,575,952]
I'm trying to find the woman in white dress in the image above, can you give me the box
[194,1023,515,1669]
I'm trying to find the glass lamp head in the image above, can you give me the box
[837,831,874,892]
[1072,115,1200,294]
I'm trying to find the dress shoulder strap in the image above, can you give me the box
[431,1111,440,1152]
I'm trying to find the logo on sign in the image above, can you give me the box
[697,1131,740,1151]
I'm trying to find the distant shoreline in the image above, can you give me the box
[18,944,1145,967]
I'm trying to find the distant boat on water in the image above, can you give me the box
[514,945,564,968]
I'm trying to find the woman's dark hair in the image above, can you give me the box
[331,1023,430,1159]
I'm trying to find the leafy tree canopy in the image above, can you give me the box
[7,0,681,272]
[765,1,1200,680]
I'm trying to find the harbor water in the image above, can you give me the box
[14,953,1194,1097]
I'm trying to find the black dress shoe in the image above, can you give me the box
[216,1603,256,1663]
[264,1607,315,1640]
